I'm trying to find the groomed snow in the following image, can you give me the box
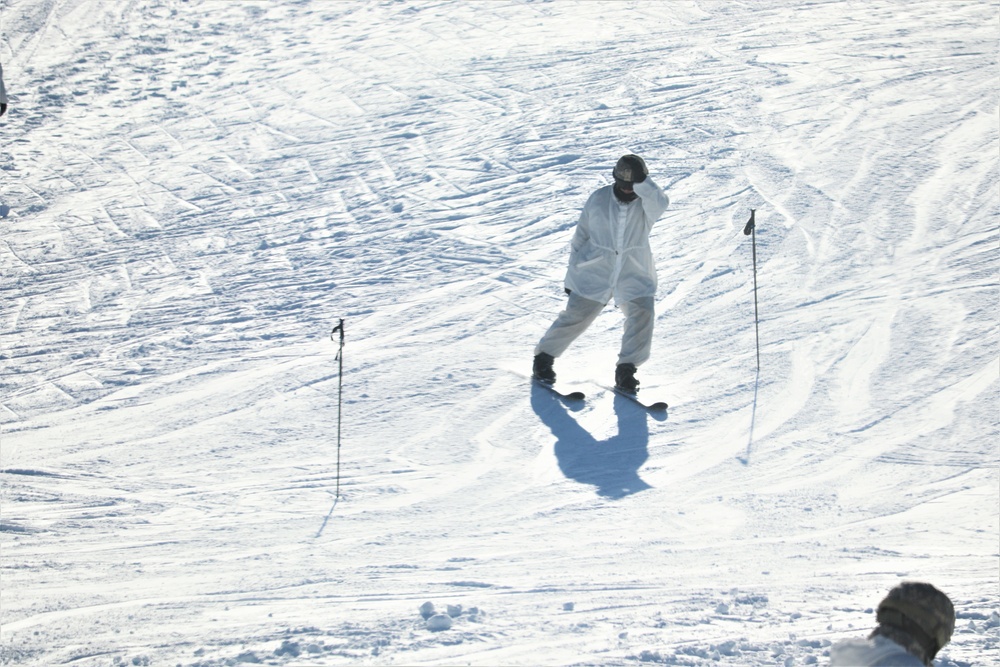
[1,1,997,665]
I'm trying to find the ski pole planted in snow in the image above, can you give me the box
[743,209,760,374]
[739,209,761,466]
[315,319,346,538]
[331,319,345,499]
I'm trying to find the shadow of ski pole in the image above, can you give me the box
[314,491,339,539]
[738,367,760,466]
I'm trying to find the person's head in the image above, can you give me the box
[612,154,647,202]
[870,582,955,666]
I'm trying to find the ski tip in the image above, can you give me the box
[532,377,586,401]
[612,387,668,411]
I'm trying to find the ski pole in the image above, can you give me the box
[743,209,760,373]
[330,319,345,499]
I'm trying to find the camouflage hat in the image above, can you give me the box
[876,582,955,660]
[613,154,648,184]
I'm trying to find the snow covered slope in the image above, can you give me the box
[1,1,997,665]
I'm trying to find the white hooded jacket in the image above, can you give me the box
[829,636,926,666]
[563,177,669,305]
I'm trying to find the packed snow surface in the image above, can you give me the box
[1,1,998,665]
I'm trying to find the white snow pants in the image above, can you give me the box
[535,292,654,367]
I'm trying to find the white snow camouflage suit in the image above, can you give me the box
[564,177,669,305]
[536,177,668,367]
[829,636,927,666]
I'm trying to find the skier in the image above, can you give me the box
[0,61,7,117]
[829,582,955,666]
[532,153,669,393]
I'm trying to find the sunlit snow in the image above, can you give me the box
[1,1,997,665]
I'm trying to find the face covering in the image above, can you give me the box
[613,177,638,203]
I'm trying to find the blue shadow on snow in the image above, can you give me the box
[531,385,651,499]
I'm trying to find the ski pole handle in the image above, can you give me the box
[331,319,345,345]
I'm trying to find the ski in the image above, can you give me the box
[533,377,586,401]
[612,387,668,411]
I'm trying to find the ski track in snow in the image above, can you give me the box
[1,1,997,666]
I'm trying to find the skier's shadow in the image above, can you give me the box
[531,386,651,499]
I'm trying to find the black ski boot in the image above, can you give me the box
[533,352,556,384]
[615,363,640,394]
